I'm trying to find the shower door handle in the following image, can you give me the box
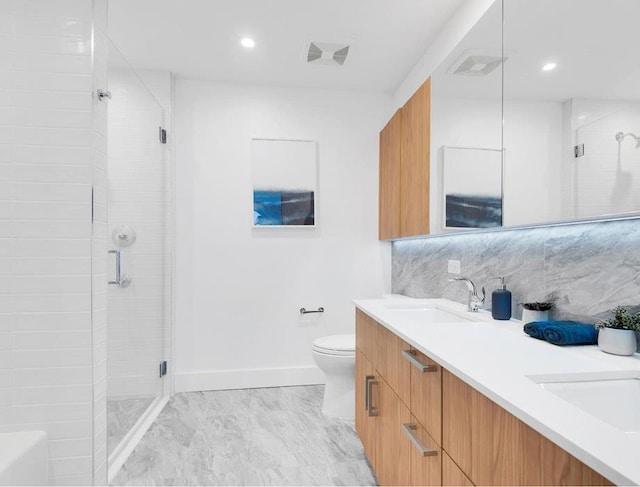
[108,249,131,288]
[108,249,121,285]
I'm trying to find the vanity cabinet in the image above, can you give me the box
[442,370,612,486]
[355,308,614,486]
[355,310,442,486]
[378,79,431,240]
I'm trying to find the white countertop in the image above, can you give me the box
[353,297,640,486]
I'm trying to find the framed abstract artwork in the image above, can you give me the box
[442,146,503,230]
[251,138,317,227]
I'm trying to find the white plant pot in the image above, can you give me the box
[521,309,549,324]
[598,328,638,356]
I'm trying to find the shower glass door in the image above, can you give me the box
[106,42,170,460]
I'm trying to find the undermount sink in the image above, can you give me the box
[529,370,640,432]
[383,303,475,323]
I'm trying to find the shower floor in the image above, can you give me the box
[111,385,376,486]
[108,397,156,456]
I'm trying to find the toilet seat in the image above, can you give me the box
[312,334,355,356]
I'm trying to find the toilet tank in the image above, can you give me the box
[0,431,48,486]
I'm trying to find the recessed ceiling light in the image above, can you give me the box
[240,37,255,48]
[542,62,557,72]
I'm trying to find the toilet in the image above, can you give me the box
[312,334,356,419]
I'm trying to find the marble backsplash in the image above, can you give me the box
[392,219,640,322]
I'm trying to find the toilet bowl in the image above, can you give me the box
[312,334,355,419]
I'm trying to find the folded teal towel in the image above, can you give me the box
[523,320,580,339]
[523,320,598,346]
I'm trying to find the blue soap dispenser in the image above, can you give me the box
[491,276,512,320]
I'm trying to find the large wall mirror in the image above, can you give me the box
[430,0,640,235]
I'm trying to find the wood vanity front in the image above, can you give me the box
[354,308,613,486]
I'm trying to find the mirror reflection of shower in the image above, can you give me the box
[615,131,640,148]
[611,130,636,214]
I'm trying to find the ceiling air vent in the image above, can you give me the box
[447,49,507,77]
[306,41,350,66]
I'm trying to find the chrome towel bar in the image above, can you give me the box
[300,307,325,314]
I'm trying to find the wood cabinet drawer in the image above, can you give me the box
[405,415,442,486]
[442,451,473,486]
[407,346,442,445]
[376,324,411,407]
[355,308,378,367]
[376,377,411,486]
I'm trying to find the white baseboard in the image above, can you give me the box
[174,366,326,392]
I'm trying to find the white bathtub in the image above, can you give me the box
[0,431,48,486]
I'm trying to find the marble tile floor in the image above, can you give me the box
[111,385,377,486]
[108,397,156,456]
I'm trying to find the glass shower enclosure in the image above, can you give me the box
[105,42,172,469]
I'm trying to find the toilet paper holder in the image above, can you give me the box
[300,307,325,314]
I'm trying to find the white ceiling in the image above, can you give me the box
[107,0,465,94]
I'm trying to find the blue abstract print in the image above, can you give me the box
[254,190,315,226]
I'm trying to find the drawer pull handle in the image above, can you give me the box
[402,350,437,372]
[366,376,378,417]
[402,423,438,457]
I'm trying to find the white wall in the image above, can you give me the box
[174,80,390,392]
[430,96,563,232]
[0,0,108,484]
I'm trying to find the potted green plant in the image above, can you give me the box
[520,301,553,324]
[596,307,640,356]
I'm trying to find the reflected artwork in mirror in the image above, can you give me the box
[430,0,640,236]
[430,0,503,234]
[443,147,503,229]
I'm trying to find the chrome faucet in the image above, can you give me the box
[449,277,486,312]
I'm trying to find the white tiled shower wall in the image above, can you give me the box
[0,0,108,484]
